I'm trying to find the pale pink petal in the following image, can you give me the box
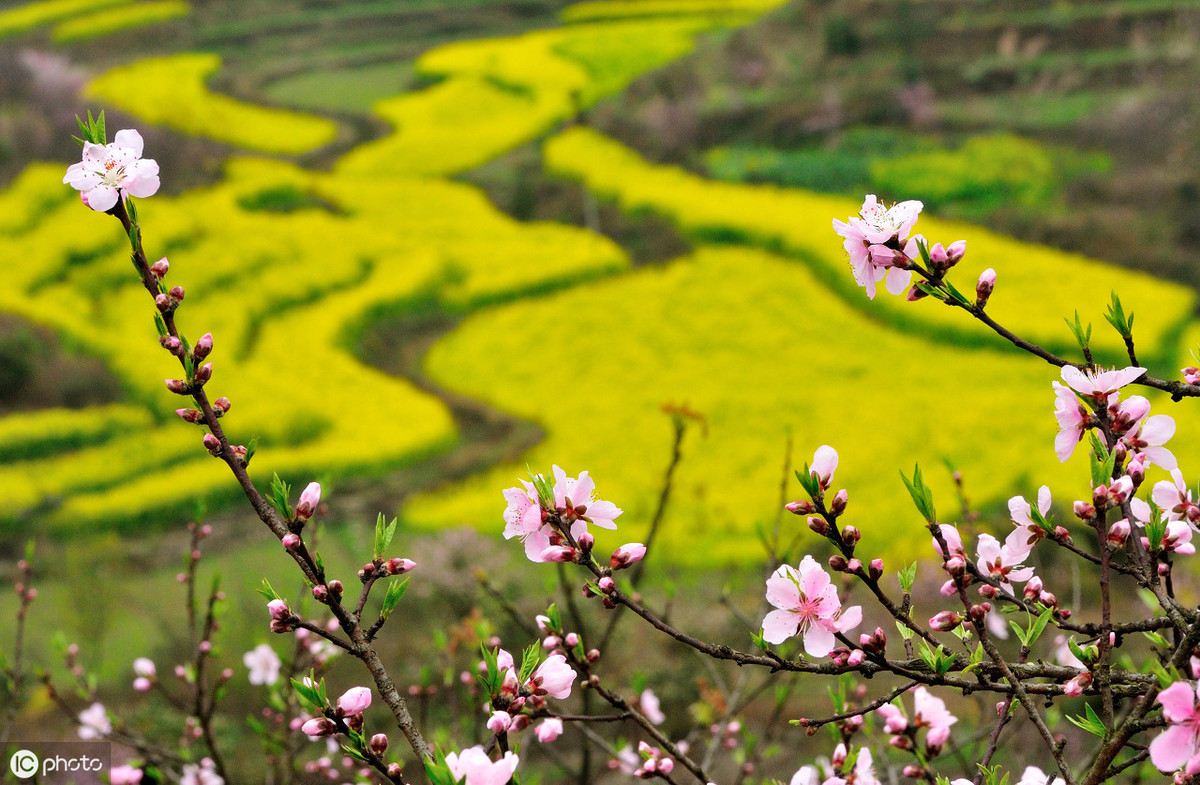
[81,142,106,167]
[114,128,145,157]
[1150,724,1196,772]
[1055,425,1081,462]
[1036,486,1052,516]
[762,608,798,645]
[1060,366,1090,394]
[585,500,621,528]
[1008,495,1033,527]
[834,604,862,633]
[1158,681,1197,724]
[797,556,830,598]
[123,160,160,198]
[802,623,836,658]
[884,267,911,295]
[765,565,801,610]
[1142,415,1177,446]
[86,186,118,212]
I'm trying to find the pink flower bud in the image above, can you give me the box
[281,533,300,549]
[610,543,646,570]
[165,378,190,394]
[929,611,962,631]
[202,433,221,454]
[565,632,579,647]
[828,554,848,572]
[312,584,328,601]
[658,759,674,774]
[301,717,337,737]
[150,257,169,278]
[597,576,615,593]
[842,526,860,547]
[944,555,966,577]
[296,482,321,519]
[155,293,171,311]
[978,584,999,599]
[176,408,202,423]
[785,500,814,515]
[267,599,290,620]
[832,742,847,767]
[903,765,923,778]
[539,546,576,562]
[161,335,182,353]
[1063,672,1091,697]
[807,516,829,536]
[193,333,213,361]
[535,718,563,743]
[337,686,372,716]
[384,557,414,575]
[194,363,212,384]
[831,489,849,514]
[133,677,152,692]
[169,285,185,301]
[386,763,403,779]
[542,635,561,650]
[213,397,231,415]
[1107,519,1130,546]
[487,711,513,733]
[576,531,594,549]
[976,267,995,306]
[1073,500,1095,521]
[869,558,884,580]
[847,649,865,666]
[1185,367,1200,386]
[369,733,388,755]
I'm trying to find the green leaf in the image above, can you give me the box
[547,603,562,633]
[153,313,168,338]
[943,279,971,307]
[268,474,293,520]
[378,577,410,623]
[373,513,398,560]
[1026,607,1055,648]
[899,464,936,523]
[895,619,914,641]
[1065,312,1092,353]
[256,578,281,602]
[794,467,819,499]
[1103,291,1133,338]
[897,562,917,594]
[291,673,324,712]
[1143,630,1170,650]
[518,642,542,683]
[1065,702,1107,739]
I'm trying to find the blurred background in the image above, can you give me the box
[1,0,1200,779]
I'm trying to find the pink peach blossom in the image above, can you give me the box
[63,129,159,212]
[1150,681,1200,772]
[762,555,862,657]
[530,653,574,699]
[535,718,563,743]
[445,746,519,785]
[832,195,922,299]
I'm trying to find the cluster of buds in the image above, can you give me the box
[357,557,416,582]
[633,741,675,778]
[301,685,373,738]
[267,599,296,634]
[311,581,343,603]
[154,285,184,313]
[13,557,35,618]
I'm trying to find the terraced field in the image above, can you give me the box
[1,0,1198,567]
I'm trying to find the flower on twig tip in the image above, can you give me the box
[529,653,574,699]
[761,555,862,657]
[295,482,321,520]
[833,195,923,300]
[63,129,159,212]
